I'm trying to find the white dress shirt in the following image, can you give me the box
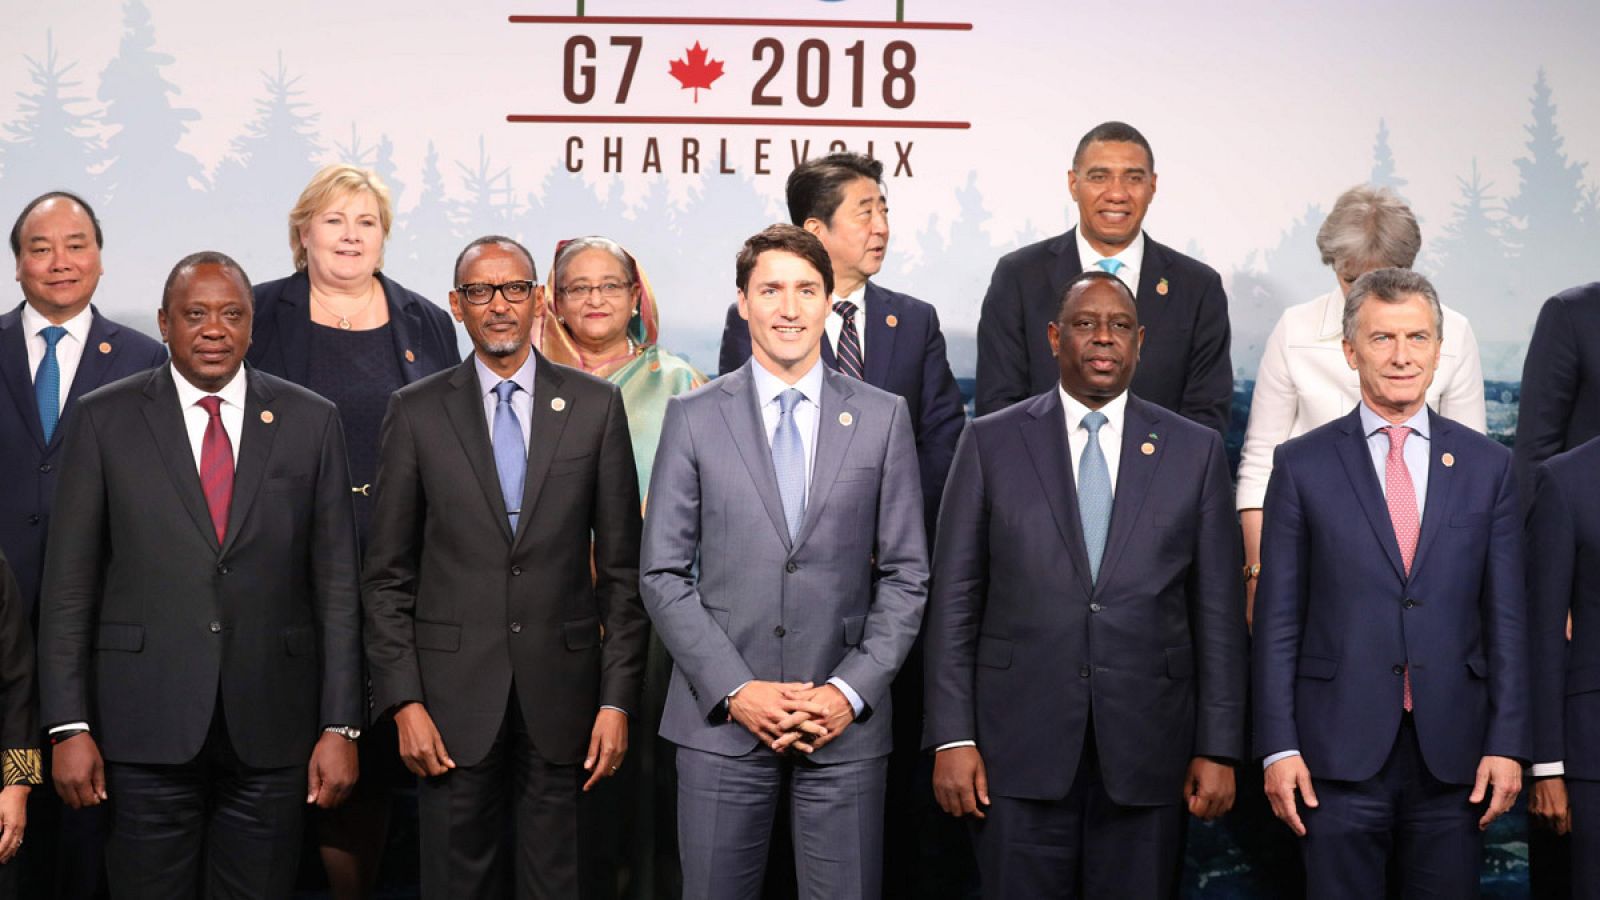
[172,363,247,469]
[1236,286,1486,510]
[21,302,93,414]
[1076,228,1145,296]
[823,284,867,364]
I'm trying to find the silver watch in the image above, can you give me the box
[325,725,362,741]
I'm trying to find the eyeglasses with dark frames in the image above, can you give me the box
[455,280,536,305]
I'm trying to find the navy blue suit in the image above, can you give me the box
[1253,407,1529,896]
[1515,282,1600,508]
[974,228,1232,433]
[0,303,166,611]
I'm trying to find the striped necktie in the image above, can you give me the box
[832,301,865,381]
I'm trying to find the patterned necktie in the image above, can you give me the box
[1095,258,1125,277]
[1383,425,1420,711]
[492,381,527,533]
[832,301,865,381]
[197,396,234,544]
[772,388,807,540]
[1078,411,1112,583]
[36,325,67,443]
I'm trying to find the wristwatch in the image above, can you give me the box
[1242,563,1262,583]
[325,725,362,741]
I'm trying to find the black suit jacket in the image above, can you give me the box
[718,280,965,531]
[248,270,461,386]
[0,304,166,611]
[1514,282,1600,508]
[923,390,1247,806]
[974,228,1233,432]
[363,353,647,768]
[38,365,363,768]
[0,552,37,757]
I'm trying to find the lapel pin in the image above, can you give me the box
[1141,442,1156,456]
[404,349,416,363]
[650,360,661,372]
[1156,278,1170,296]
[260,410,275,424]
[839,411,854,427]
[1442,452,1455,468]
[551,397,567,412]
[885,314,899,328]
[98,341,112,354]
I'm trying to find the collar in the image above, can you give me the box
[1359,402,1430,441]
[474,351,537,399]
[171,361,249,410]
[1059,385,1129,435]
[1075,228,1146,274]
[833,282,866,311]
[1316,284,1345,340]
[21,301,93,343]
[752,356,825,408]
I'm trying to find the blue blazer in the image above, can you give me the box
[974,227,1232,433]
[1252,407,1530,785]
[718,280,964,532]
[922,390,1247,806]
[1528,437,1600,780]
[247,270,460,388]
[1514,281,1600,508]
[0,303,166,610]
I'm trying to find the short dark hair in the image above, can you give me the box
[735,224,834,298]
[454,235,537,286]
[161,251,253,312]
[786,152,883,226]
[10,190,105,259]
[1072,121,1155,173]
[1342,267,1443,345]
[1056,269,1137,323]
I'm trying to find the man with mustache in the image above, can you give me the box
[925,270,1247,896]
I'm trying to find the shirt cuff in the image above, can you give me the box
[1532,762,1566,777]
[827,677,865,718]
[601,704,629,718]
[49,722,90,735]
[1263,749,1301,770]
[936,740,977,751]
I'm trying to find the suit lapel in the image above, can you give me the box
[511,354,570,549]
[1409,410,1456,575]
[221,369,279,555]
[443,358,513,541]
[380,273,429,385]
[54,310,119,451]
[0,307,47,452]
[1046,229,1085,316]
[1096,397,1163,592]
[1018,390,1094,597]
[792,369,859,552]
[1333,410,1407,581]
[861,282,898,389]
[275,273,313,385]
[718,363,794,551]
[1134,237,1170,320]
[141,366,222,552]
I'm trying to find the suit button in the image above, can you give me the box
[511,566,523,576]
[216,564,229,575]
[785,562,797,574]
[1392,664,1405,675]
[39,463,52,474]
[1089,603,1102,613]
[1403,597,1416,609]
[774,626,787,637]
[510,622,523,633]
[27,515,40,525]
[209,621,222,633]
[1079,665,1091,678]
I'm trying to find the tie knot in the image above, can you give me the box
[494,380,519,404]
[1081,410,1108,434]
[1382,425,1411,452]
[832,300,857,321]
[40,325,67,348]
[197,395,223,418]
[1095,259,1124,276]
[777,388,804,415]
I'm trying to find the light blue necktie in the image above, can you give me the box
[772,389,807,541]
[1078,411,1112,583]
[492,381,527,533]
[1096,258,1124,277]
[36,326,67,443]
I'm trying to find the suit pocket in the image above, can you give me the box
[835,466,877,483]
[262,473,309,493]
[283,624,315,657]
[563,617,601,650]
[1165,645,1194,679]
[94,623,143,652]
[547,456,590,477]
[415,620,461,652]
[1566,664,1600,696]
[842,615,866,647]
[1450,512,1490,529]
[976,635,1013,669]
[1466,654,1488,679]
[1297,654,1339,680]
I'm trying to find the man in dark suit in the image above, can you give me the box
[924,270,1246,896]
[643,225,928,900]
[363,235,646,898]
[975,121,1232,432]
[1253,268,1528,897]
[38,251,364,898]
[2,191,166,900]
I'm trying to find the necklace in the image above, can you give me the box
[581,337,639,374]
[311,279,378,330]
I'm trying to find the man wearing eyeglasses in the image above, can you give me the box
[363,235,647,898]
[975,121,1233,434]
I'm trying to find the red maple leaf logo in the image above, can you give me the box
[669,41,724,103]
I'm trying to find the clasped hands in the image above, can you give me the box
[728,680,854,755]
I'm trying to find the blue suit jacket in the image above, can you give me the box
[922,390,1247,806]
[974,227,1232,433]
[0,303,166,610]
[718,280,964,533]
[1528,437,1600,780]
[1252,407,1530,785]
[1514,281,1600,510]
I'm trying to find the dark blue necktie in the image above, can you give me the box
[36,326,67,443]
[492,381,527,532]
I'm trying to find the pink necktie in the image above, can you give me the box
[1383,425,1419,711]
[198,396,234,544]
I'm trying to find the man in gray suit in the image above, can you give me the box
[641,224,928,899]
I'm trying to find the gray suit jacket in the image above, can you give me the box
[642,360,929,763]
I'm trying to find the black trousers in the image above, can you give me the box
[104,706,306,900]
[417,687,579,899]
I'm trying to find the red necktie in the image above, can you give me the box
[198,396,234,544]
[1383,425,1419,711]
